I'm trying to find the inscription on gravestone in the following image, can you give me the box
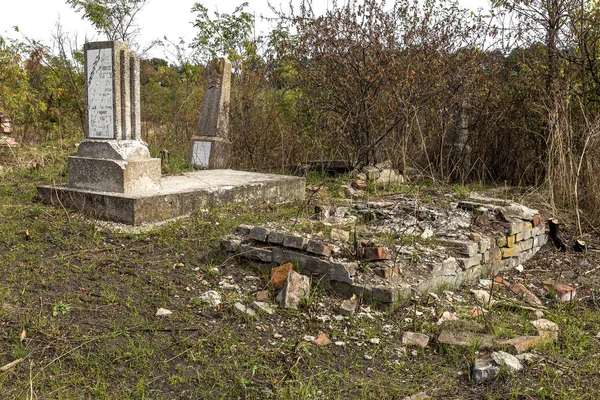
[87,48,114,139]
[192,141,212,167]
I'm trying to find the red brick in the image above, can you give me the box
[270,262,293,290]
[532,214,544,227]
[361,247,389,261]
[543,280,576,302]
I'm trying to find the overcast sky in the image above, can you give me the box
[2,0,490,59]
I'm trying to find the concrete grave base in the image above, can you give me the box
[38,169,305,225]
[68,156,162,193]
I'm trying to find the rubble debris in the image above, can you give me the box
[401,332,430,348]
[313,332,332,346]
[543,280,576,302]
[340,295,358,316]
[270,262,294,290]
[278,271,310,309]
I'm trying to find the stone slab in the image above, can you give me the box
[38,169,305,225]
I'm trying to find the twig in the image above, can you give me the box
[0,358,24,372]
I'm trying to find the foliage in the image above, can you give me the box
[66,0,149,42]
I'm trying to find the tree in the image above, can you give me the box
[191,2,254,65]
[66,0,149,42]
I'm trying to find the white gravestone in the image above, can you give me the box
[86,48,114,139]
[192,141,212,167]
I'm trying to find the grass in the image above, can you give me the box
[1,142,600,398]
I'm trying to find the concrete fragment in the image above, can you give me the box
[340,296,358,316]
[234,302,256,317]
[491,351,523,373]
[472,356,500,383]
[155,308,172,316]
[252,301,276,315]
[197,290,222,307]
[401,332,430,348]
[279,270,310,309]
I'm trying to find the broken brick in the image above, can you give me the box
[270,262,294,290]
[543,280,576,302]
[361,247,389,261]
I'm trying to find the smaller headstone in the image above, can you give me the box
[188,58,232,168]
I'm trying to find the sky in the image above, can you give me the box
[1,0,491,60]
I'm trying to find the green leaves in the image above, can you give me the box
[191,2,254,64]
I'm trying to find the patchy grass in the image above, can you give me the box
[1,143,600,399]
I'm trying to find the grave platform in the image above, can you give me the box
[37,170,305,226]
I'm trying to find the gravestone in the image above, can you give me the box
[68,41,161,193]
[38,44,306,226]
[188,58,232,168]
[0,108,18,153]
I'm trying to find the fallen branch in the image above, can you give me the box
[0,358,24,372]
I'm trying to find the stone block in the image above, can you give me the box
[240,245,272,263]
[67,156,161,193]
[490,246,502,262]
[306,240,334,257]
[437,330,494,348]
[508,221,525,235]
[437,239,479,257]
[533,234,548,248]
[466,264,483,282]
[220,238,240,252]
[507,235,516,247]
[362,165,380,180]
[516,222,533,241]
[521,238,534,250]
[497,236,507,247]
[457,254,482,269]
[234,224,253,236]
[189,137,232,169]
[283,235,308,250]
[501,246,517,258]
[279,250,355,283]
[501,257,519,269]
[532,225,546,236]
[267,231,285,245]
[479,237,492,253]
[249,226,270,242]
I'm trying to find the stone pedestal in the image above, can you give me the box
[189,136,231,169]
